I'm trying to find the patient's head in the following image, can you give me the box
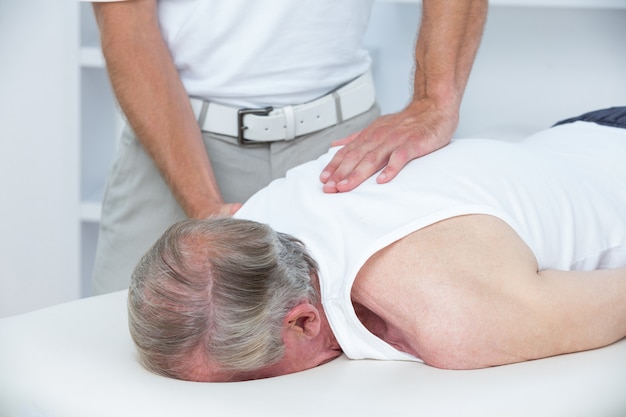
[128,218,341,382]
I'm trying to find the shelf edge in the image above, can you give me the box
[80,46,105,69]
[80,201,102,223]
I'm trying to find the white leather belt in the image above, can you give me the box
[190,70,376,145]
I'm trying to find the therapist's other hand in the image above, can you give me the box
[222,203,243,216]
[319,101,458,193]
[195,201,242,219]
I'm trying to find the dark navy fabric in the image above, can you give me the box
[553,106,626,129]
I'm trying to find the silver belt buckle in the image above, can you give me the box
[236,106,273,145]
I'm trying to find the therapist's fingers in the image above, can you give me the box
[226,203,243,216]
[215,203,243,217]
[374,144,413,184]
[321,116,420,193]
[371,124,451,185]
[319,132,360,183]
[320,103,458,193]
[201,202,243,218]
[319,109,417,192]
[319,129,389,188]
[323,133,413,193]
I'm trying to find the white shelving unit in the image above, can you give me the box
[77,0,626,295]
[1,0,80,317]
[79,2,124,295]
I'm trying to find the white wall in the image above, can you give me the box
[0,0,80,317]
[365,3,626,138]
[1,1,624,318]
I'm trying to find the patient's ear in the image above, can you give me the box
[283,302,321,340]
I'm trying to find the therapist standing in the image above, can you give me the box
[87,0,487,294]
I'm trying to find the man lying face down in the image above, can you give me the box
[128,107,626,382]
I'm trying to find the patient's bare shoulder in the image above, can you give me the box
[351,214,538,367]
[352,214,626,369]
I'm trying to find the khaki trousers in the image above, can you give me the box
[91,104,380,294]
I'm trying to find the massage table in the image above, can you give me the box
[1,290,625,417]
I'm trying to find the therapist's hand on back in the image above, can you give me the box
[318,0,487,193]
[319,100,458,193]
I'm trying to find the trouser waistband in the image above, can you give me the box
[190,70,376,145]
[553,106,626,129]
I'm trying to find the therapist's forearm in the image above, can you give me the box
[93,0,228,219]
[412,0,487,114]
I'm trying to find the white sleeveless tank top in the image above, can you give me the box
[156,0,374,107]
[235,121,626,361]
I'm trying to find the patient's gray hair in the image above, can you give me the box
[128,217,319,380]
